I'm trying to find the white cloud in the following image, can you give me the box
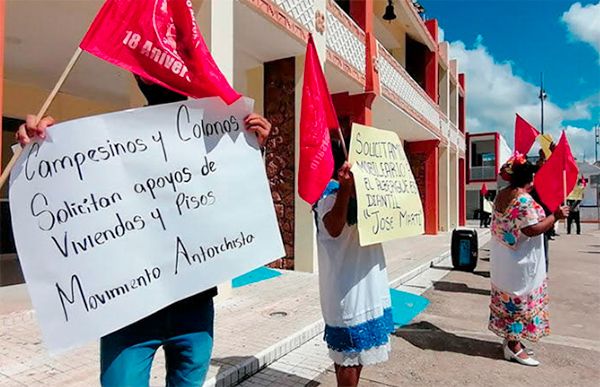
[438,26,445,43]
[449,38,598,161]
[565,125,599,161]
[562,2,600,58]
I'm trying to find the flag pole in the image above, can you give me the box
[562,169,568,231]
[337,128,348,160]
[0,47,83,190]
[563,169,567,206]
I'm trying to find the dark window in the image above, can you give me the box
[406,35,427,90]
[334,0,351,15]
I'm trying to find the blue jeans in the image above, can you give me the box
[100,295,214,387]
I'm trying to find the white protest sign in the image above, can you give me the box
[9,97,285,352]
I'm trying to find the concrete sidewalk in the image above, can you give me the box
[312,223,600,386]
[0,227,490,387]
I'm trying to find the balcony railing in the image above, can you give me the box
[326,0,366,82]
[377,42,440,134]
[273,0,314,31]
[246,0,466,152]
[470,166,497,181]
[449,121,459,145]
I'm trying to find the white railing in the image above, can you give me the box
[377,42,440,131]
[458,137,466,153]
[449,121,459,145]
[274,0,314,31]
[326,2,366,75]
[470,166,496,181]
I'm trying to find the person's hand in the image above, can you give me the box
[337,161,354,191]
[244,113,271,147]
[15,115,55,146]
[554,205,569,220]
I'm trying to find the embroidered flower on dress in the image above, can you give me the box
[503,232,516,245]
[509,322,523,334]
[491,193,545,250]
[489,281,550,342]
[503,299,517,313]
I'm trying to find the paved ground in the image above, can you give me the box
[0,227,474,386]
[309,224,600,386]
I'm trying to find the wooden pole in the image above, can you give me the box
[0,47,83,190]
[337,127,348,160]
[563,169,567,206]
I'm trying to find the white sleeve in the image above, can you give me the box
[315,193,337,221]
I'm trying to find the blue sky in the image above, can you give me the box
[424,0,600,160]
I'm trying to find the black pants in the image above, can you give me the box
[480,212,490,228]
[567,212,581,234]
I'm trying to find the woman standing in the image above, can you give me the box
[313,141,394,387]
[489,154,569,366]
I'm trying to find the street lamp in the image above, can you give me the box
[539,72,547,135]
[595,123,599,164]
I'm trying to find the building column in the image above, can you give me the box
[293,2,327,272]
[438,145,450,232]
[331,92,375,135]
[424,19,439,103]
[198,0,234,84]
[459,157,466,226]
[263,58,296,270]
[458,73,466,134]
[405,140,439,235]
[438,65,449,117]
[449,150,459,229]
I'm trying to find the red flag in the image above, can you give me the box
[298,35,340,205]
[514,114,540,155]
[80,0,240,104]
[533,132,579,211]
[480,183,488,196]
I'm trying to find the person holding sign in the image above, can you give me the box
[489,154,569,366]
[566,177,585,235]
[480,194,493,228]
[15,78,273,387]
[313,140,394,387]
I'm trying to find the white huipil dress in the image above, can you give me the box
[314,186,394,366]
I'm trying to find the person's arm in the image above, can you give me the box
[323,162,353,238]
[522,205,569,237]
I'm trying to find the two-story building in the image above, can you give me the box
[0,0,468,282]
[465,131,512,219]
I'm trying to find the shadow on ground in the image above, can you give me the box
[393,321,503,361]
[472,270,490,278]
[432,281,491,296]
[212,356,320,386]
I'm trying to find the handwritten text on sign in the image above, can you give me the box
[9,97,284,352]
[349,124,424,246]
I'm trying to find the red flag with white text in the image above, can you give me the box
[298,35,339,205]
[80,0,240,104]
[533,132,579,211]
[514,114,540,155]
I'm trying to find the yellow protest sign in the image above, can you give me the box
[538,133,554,159]
[349,123,424,246]
[567,184,585,200]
